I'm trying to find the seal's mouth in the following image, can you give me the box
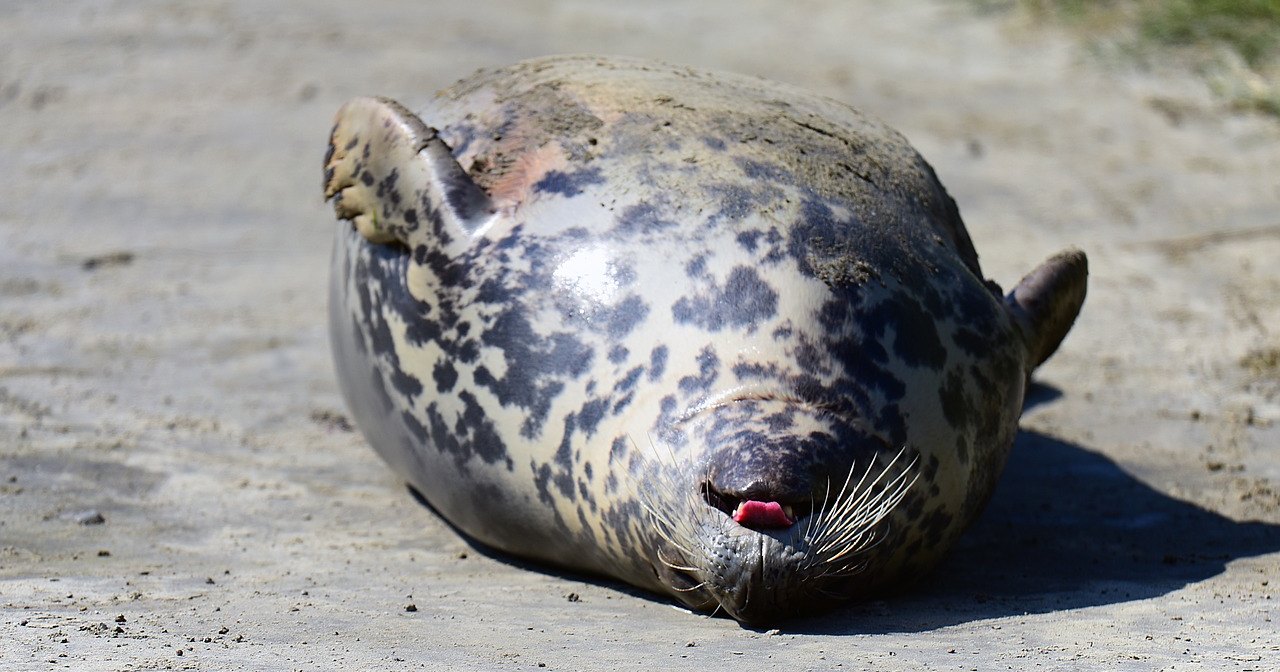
[700,482,814,530]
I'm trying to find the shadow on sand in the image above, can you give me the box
[410,383,1280,632]
[791,392,1280,633]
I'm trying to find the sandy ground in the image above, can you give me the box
[2,1,1279,669]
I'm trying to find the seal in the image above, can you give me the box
[321,55,1088,624]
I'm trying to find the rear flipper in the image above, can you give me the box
[323,96,495,248]
[1006,248,1088,369]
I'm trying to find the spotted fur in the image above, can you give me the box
[322,55,1088,624]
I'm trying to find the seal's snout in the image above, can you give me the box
[692,398,885,530]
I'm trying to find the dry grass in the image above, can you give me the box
[982,0,1280,116]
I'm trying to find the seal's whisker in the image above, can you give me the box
[811,487,902,557]
[648,503,697,560]
[805,466,870,558]
[811,454,881,548]
[807,584,850,601]
[813,557,873,580]
[647,432,683,474]
[646,512,697,558]
[818,532,879,566]
[803,487,818,542]
[826,456,874,523]
[627,434,708,570]
[814,479,904,552]
[824,448,913,534]
[825,447,908,526]
[807,474,835,546]
[670,581,708,594]
[809,449,917,559]
[706,601,724,620]
[656,550,701,574]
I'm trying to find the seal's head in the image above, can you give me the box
[637,399,917,623]
[622,242,1090,623]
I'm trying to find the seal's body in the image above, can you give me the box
[323,55,1087,624]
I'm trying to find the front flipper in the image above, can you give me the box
[323,96,495,248]
[1006,248,1088,369]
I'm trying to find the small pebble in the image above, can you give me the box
[66,510,105,525]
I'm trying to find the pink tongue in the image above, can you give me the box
[732,500,793,528]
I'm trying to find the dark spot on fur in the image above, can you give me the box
[649,346,668,381]
[731,361,777,380]
[616,366,645,393]
[550,416,578,500]
[401,410,428,443]
[457,339,480,364]
[609,435,629,463]
[939,368,973,432]
[533,461,557,506]
[922,454,941,483]
[763,410,795,431]
[473,309,592,438]
[577,484,595,512]
[685,255,708,279]
[443,169,493,226]
[388,368,422,401]
[921,507,954,546]
[678,346,719,395]
[604,295,649,339]
[457,390,508,465]
[655,394,679,432]
[794,338,828,376]
[672,266,778,331]
[578,398,609,436]
[433,360,458,393]
[886,292,947,370]
[615,202,678,235]
[736,157,788,182]
[534,167,605,197]
[377,168,400,204]
[737,229,765,252]
[952,327,989,358]
[612,392,635,414]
